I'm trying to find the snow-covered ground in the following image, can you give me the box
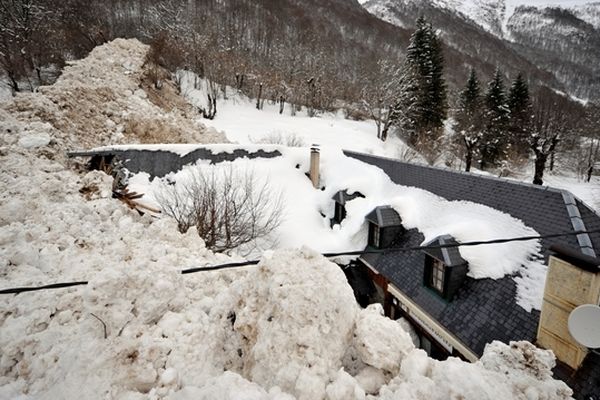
[178,71,412,160]
[0,39,579,399]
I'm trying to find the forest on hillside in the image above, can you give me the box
[1,0,598,184]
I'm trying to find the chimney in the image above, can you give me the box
[310,145,320,189]
[536,245,600,370]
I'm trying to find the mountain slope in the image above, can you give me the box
[363,0,558,92]
[363,0,600,102]
[507,5,600,101]
[571,1,600,29]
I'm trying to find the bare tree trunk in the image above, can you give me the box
[380,108,392,142]
[256,83,263,110]
[279,95,285,114]
[549,137,559,172]
[465,150,472,172]
[533,152,547,185]
[463,138,473,172]
[7,71,19,95]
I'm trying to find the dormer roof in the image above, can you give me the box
[422,235,467,267]
[365,206,402,227]
[331,190,364,205]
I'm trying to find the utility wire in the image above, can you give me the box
[2,228,599,295]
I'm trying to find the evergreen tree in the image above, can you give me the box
[404,17,447,146]
[454,68,483,172]
[480,69,509,170]
[507,73,532,158]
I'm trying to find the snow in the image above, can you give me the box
[17,133,51,149]
[127,144,546,311]
[378,341,572,400]
[177,70,413,160]
[0,38,579,399]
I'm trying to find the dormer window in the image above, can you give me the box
[331,190,364,225]
[369,223,380,247]
[365,206,404,249]
[423,235,469,300]
[431,258,445,292]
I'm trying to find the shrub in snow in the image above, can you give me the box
[253,131,306,147]
[156,165,283,254]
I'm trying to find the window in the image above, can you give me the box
[369,223,380,248]
[431,258,445,292]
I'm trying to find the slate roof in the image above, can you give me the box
[555,352,600,400]
[332,190,364,205]
[345,150,600,258]
[348,151,600,399]
[365,206,403,227]
[361,229,539,357]
[422,235,467,267]
[68,148,282,178]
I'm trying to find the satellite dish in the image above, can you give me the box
[568,304,600,349]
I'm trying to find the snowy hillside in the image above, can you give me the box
[571,2,600,29]
[430,0,506,35]
[364,0,506,36]
[0,38,584,399]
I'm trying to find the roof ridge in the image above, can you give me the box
[561,191,596,257]
[343,150,564,194]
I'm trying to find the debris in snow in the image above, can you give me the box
[1,38,226,156]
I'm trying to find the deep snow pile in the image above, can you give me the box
[0,137,572,399]
[0,38,576,399]
[0,38,225,162]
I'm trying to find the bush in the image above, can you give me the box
[155,166,283,254]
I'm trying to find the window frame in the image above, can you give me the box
[430,257,445,294]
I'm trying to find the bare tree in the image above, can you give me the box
[361,60,419,142]
[580,103,600,182]
[155,166,284,254]
[529,87,582,185]
[0,0,59,93]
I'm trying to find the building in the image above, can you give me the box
[337,151,600,399]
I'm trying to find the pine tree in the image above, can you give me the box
[404,17,447,146]
[480,69,509,170]
[507,73,532,159]
[454,68,483,172]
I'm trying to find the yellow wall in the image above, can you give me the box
[537,256,600,369]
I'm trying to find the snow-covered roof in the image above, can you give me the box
[350,150,600,363]
[346,150,600,259]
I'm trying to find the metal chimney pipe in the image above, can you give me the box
[310,144,320,189]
